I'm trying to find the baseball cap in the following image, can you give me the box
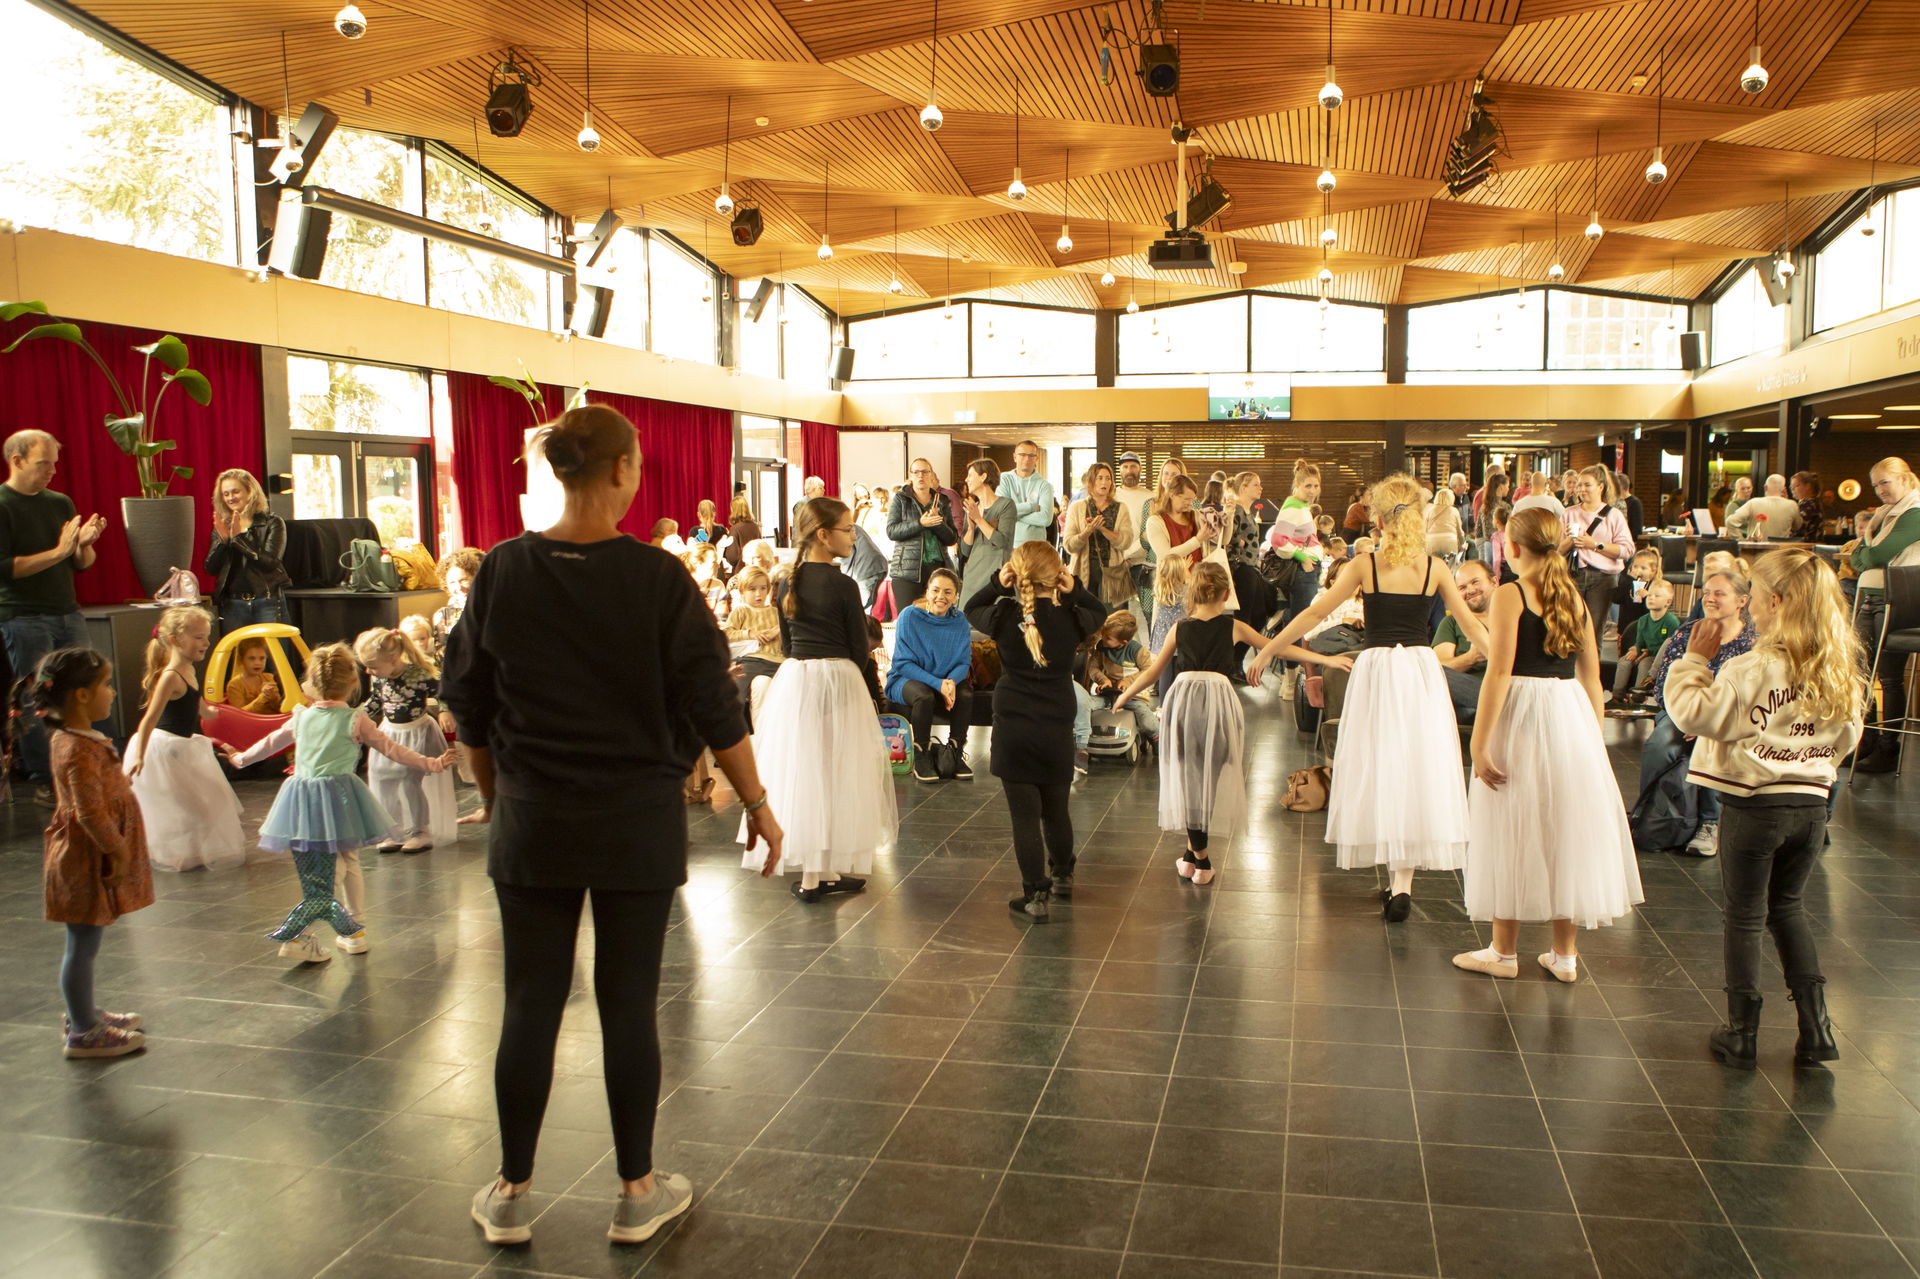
[1117,451,1142,464]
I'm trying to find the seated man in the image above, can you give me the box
[1432,559,1492,723]
[1724,473,1799,539]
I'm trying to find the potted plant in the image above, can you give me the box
[1,301,209,592]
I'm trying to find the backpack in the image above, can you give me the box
[341,539,401,592]
[153,566,201,606]
[1628,733,1702,853]
[1280,765,1332,812]
[878,713,913,775]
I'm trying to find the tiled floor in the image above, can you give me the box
[1,697,1916,1279]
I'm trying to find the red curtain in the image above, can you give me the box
[587,391,732,541]
[447,371,566,552]
[801,421,840,502]
[0,315,264,605]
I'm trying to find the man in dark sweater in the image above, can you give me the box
[0,431,107,800]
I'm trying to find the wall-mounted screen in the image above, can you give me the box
[1207,373,1292,421]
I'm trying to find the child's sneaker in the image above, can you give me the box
[277,933,332,964]
[607,1171,693,1243]
[336,931,370,955]
[62,1010,142,1036]
[63,1021,145,1059]
[470,1181,533,1245]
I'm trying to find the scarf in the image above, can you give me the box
[1859,485,1920,591]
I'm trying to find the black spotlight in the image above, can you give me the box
[730,205,764,247]
[485,50,539,137]
[1137,43,1179,97]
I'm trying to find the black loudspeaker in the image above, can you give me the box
[829,345,855,382]
[582,285,614,339]
[268,201,331,279]
[745,277,776,323]
[1679,331,1705,371]
[1137,43,1179,96]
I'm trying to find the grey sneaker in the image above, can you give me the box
[1685,821,1720,858]
[608,1172,693,1243]
[470,1181,533,1245]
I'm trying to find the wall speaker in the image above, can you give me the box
[745,276,776,323]
[1679,331,1705,371]
[582,285,614,339]
[268,200,331,279]
[829,345,855,383]
[1757,257,1793,307]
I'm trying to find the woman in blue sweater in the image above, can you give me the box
[886,568,975,783]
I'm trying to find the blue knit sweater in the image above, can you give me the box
[886,605,973,704]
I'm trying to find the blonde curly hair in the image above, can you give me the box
[1749,549,1864,724]
[1368,473,1427,570]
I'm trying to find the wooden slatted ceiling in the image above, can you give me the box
[58,0,1920,311]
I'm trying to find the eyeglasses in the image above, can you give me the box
[910,468,934,477]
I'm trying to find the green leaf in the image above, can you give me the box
[133,440,178,457]
[104,413,145,454]
[135,334,189,372]
[173,465,195,482]
[0,301,51,322]
[2,322,84,354]
[488,374,537,400]
[166,368,212,406]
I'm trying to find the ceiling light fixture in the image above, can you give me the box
[1514,229,1528,309]
[576,1,600,152]
[1100,190,1116,286]
[1881,404,1920,411]
[888,208,904,293]
[1057,146,1074,253]
[1548,177,1565,280]
[817,156,833,260]
[334,4,367,39]
[1125,236,1138,311]
[1644,50,1667,184]
[1740,0,1768,93]
[919,0,944,131]
[1585,130,1604,241]
[715,95,735,215]
[1007,76,1026,200]
[1863,118,1880,237]
[1315,92,1336,194]
[1318,0,1342,109]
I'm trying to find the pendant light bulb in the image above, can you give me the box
[919,102,944,131]
[887,276,904,294]
[1100,270,1116,287]
[1007,169,1027,201]
[1775,253,1795,278]
[1318,64,1342,111]
[715,186,734,216]
[1316,265,1334,286]
[1644,146,1667,186]
[1584,211,1604,242]
[1547,262,1565,281]
[943,299,954,319]
[577,111,600,152]
[334,4,367,38]
[1318,295,1330,311]
[1315,168,1337,194]
[1125,297,1139,314]
[816,236,833,261]
[1057,226,1074,253]
[1740,46,1768,94]
[1320,225,1337,246]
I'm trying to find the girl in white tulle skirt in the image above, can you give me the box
[741,498,898,901]
[1255,474,1490,921]
[125,607,247,874]
[1454,507,1643,984]
[353,627,459,852]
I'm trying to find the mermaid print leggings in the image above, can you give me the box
[268,847,362,941]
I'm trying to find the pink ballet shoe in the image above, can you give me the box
[1175,855,1197,880]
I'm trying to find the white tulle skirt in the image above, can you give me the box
[367,718,458,845]
[1327,645,1469,871]
[1467,676,1644,928]
[741,658,898,876]
[1158,672,1245,836]
[126,730,248,873]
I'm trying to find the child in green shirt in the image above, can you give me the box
[1613,579,1679,702]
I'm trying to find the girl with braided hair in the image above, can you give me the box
[1254,474,1489,921]
[966,541,1108,922]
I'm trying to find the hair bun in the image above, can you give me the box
[543,430,586,475]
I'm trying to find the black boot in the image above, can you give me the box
[1789,981,1840,1065]
[1708,992,1763,1070]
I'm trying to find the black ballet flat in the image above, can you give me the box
[790,883,823,903]
[1382,892,1412,923]
[819,876,867,896]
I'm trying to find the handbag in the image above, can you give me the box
[933,738,962,780]
[1280,765,1332,812]
[153,566,201,606]
[390,543,440,591]
[340,539,402,592]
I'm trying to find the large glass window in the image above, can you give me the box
[848,306,968,379]
[581,225,647,350]
[1547,290,1685,369]
[1119,296,1250,374]
[424,153,550,328]
[0,0,232,263]
[1886,187,1920,313]
[1711,264,1789,364]
[734,279,781,378]
[971,303,1094,376]
[648,235,718,364]
[1251,295,1384,372]
[288,355,431,436]
[308,128,424,304]
[783,289,834,388]
[1811,187,1920,333]
[1407,294,1546,371]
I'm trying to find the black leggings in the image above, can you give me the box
[901,679,972,749]
[494,882,675,1183]
[1004,781,1073,893]
[1186,828,1210,853]
[733,656,781,732]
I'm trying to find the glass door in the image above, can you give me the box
[292,433,436,555]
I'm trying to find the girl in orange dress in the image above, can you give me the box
[20,647,153,1058]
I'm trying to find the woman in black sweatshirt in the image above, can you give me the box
[442,406,781,1249]
[967,540,1108,922]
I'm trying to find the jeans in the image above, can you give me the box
[1611,653,1653,699]
[494,882,675,1182]
[1004,781,1073,893]
[1857,595,1911,755]
[1640,713,1721,826]
[1572,568,1618,657]
[900,678,972,751]
[1073,683,1096,749]
[1,611,92,781]
[1280,562,1321,633]
[216,593,287,639]
[1442,667,1481,724]
[60,923,103,1030]
[1718,802,1827,997]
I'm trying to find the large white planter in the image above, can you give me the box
[120,495,194,596]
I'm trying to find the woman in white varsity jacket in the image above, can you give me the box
[1663,549,1864,1072]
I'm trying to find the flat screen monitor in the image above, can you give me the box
[1207,374,1291,421]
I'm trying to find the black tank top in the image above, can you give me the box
[1361,555,1436,649]
[1174,613,1237,677]
[158,689,199,737]
[1510,586,1578,679]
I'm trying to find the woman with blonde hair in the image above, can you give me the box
[205,467,290,637]
[1426,485,1464,557]
[1064,461,1141,611]
[1665,549,1863,1067]
[967,541,1107,922]
[1454,507,1642,983]
[1846,456,1920,771]
[1253,474,1489,920]
[1559,463,1634,655]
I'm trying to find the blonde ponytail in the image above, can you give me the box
[142,606,213,701]
[1507,507,1585,656]
[1368,473,1426,570]
[1005,541,1065,666]
[354,625,439,678]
